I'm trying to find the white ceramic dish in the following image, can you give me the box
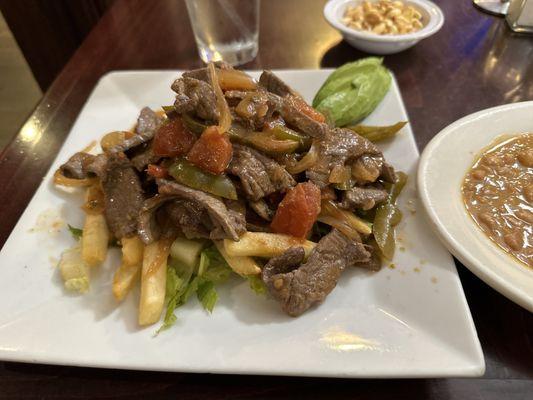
[0,70,484,377]
[418,102,533,313]
[324,0,444,54]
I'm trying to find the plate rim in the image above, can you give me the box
[417,101,533,312]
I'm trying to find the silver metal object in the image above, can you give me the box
[473,0,510,16]
[506,0,533,32]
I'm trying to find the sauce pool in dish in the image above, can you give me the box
[462,133,533,268]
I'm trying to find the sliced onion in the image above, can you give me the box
[246,132,299,154]
[321,200,372,236]
[100,131,134,152]
[208,63,231,133]
[82,140,97,153]
[146,237,173,277]
[53,170,98,188]
[317,215,361,241]
[217,69,256,91]
[286,141,319,174]
[329,165,351,184]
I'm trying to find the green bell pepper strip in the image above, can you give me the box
[168,159,237,200]
[162,105,177,117]
[182,114,208,135]
[372,171,407,260]
[228,124,300,155]
[347,121,407,142]
[266,125,311,150]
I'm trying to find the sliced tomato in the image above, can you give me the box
[289,95,326,123]
[147,164,168,178]
[271,182,321,238]
[153,117,196,157]
[186,126,233,175]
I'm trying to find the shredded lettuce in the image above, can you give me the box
[197,251,209,277]
[157,245,234,333]
[194,246,232,312]
[182,276,200,303]
[156,261,194,333]
[247,274,267,296]
[197,280,218,312]
[201,248,232,283]
[67,224,83,240]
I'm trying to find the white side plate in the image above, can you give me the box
[418,101,533,312]
[0,70,484,377]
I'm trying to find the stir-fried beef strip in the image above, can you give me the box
[224,73,327,138]
[85,153,108,177]
[130,145,161,172]
[340,185,388,211]
[110,107,164,153]
[138,191,246,244]
[59,152,96,179]
[279,96,328,138]
[249,199,274,221]
[355,243,382,271]
[171,77,219,122]
[102,152,145,239]
[181,61,234,82]
[352,154,383,184]
[307,127,381,188]
[228,144,295,201]
[137,194,171,244]
[136,107,164,137]
[380,161,397,183]
[211,200,247,240]
[233,91,273,130]
[157,179,246,241]
[262,229,370,316]
[259,70,298,97]
[165,200,213,239]
[251,147,297,191]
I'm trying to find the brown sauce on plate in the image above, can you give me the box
[462,133,533,268]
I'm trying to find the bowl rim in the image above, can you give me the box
[324,0,445,43]
[417,101,533,312]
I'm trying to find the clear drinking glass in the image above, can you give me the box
[185,0,260,65]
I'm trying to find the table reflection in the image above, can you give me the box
[482,21,533,102]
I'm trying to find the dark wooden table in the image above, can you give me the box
[0,0,532,398]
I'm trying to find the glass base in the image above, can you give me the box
[473,0,510,16]
[507,22,533,33]
[197,40,258,66]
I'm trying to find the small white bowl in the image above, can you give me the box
[324,0,444,55]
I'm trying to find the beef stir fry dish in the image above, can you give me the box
[55,62,406,328]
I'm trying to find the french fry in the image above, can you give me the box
[112,236,144,301]
[214,241,261,276]
[121,236,144,266]
[139,240,170,326]
[81,213,109,266]
[224,232,316,259]
[113,261,142,301]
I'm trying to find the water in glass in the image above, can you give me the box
[185,0,260,65]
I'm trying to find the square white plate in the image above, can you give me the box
[0,70,484,377]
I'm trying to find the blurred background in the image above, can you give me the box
[0,0,114,150]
